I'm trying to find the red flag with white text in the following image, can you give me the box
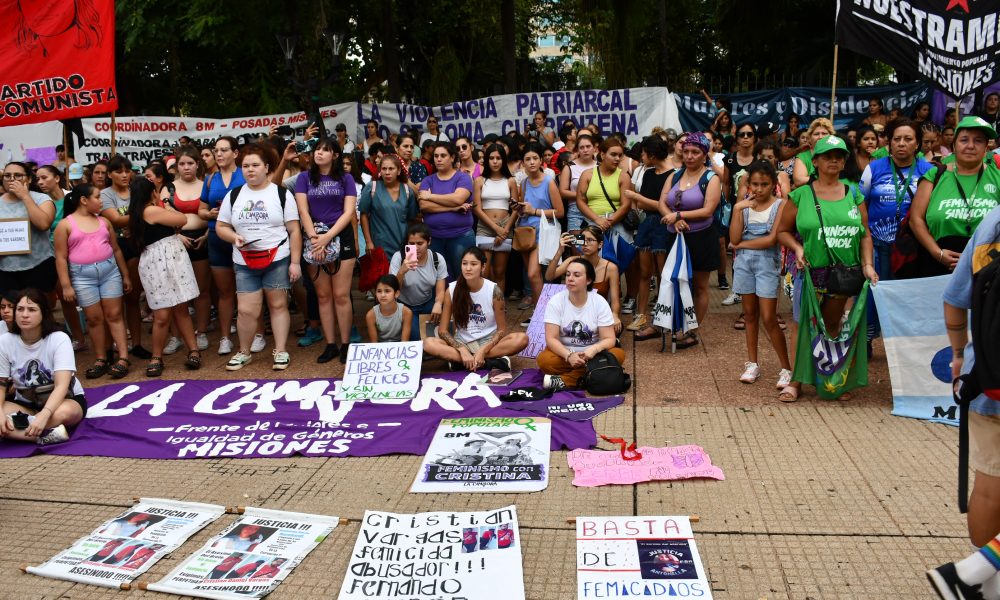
[0,0,118,126]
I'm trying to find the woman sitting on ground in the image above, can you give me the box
[0,289,86,445]
[424,247,528,372]
[545,225,622,334]
[537,259,625,391]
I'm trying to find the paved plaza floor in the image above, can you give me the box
[0,287,969,598]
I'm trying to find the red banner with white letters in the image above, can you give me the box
[0,0,118,126]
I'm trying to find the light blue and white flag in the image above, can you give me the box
[872,275,958,426]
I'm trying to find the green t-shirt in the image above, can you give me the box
[921,166,1000,240]
[789,183,865,268]
[940,153,993,166]
[871,147,890,160]
[796,150,815,177]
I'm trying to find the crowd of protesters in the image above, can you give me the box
[4,91,1000,444]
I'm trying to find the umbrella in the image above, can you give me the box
[651,232,699,353]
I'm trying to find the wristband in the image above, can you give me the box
[939,249,945,259]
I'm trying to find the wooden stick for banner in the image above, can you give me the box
[61,126,69,176]
[137,581,149,591]
[110,111,117,157]
[120,583,132,591]
[566,516,701,524]
[955,97,962,120]
[829,44,840,122]
[18,564,28,573]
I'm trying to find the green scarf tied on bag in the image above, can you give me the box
[792,269,870,400]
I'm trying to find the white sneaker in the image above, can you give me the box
[622,298,636,314]
[37,424,69,445]
[272,350,290,370]
[218,336,234,355]
[721,292,741,306]
[250,333,267,353]
[163,336,183,355]
[196,332,209,351]
[776,368,792,389]
[739,361,760,383]
[226,351,252,371]
[543,374,566,391]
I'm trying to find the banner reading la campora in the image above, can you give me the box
[872,276,958,425]
[836,0,1000,98]
[0,0,118,126]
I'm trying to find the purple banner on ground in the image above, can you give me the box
[0,370,599,460]
[519,283,564,359]
[499,394,624,422]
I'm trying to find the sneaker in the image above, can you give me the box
[776,369,792,389]
[230,324,237,334]
[72,339,88,352]
[272,349,290,370]
[927,562,985,600]
[297,327,323,347]
[129,344,152,360]
[226,351,252,371]
[37,424,70,445]
[517,296,534,310]
[163,336,183,355]
[365,291,375,302]
[196,332,209,351]
[721,292,741,306]
[739,362,760,383]
[250,333,267,353]
[520,318,531,328]
[218,337,234,355]
[543,374,566,391]
[350,325,362,344]
[626,314,648,331]
[484,356,511,373]
[622,297,636,314]
[718,276,730,290]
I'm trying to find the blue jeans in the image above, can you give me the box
[402,297,435,341]
[867,241,894,340]
[430,230,476,283]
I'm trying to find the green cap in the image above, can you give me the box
[812,135,849,157]
[954,115,998,140]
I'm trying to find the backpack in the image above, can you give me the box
[956,241,1000,513]
[581,350,632,395]
[228,184,288,211]
[669,166,728,231]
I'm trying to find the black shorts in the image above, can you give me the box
[117,236,139,261]
[181,228,209,262]
[0,256,57,296]
[11,392,88,418]
[664,227,722,273]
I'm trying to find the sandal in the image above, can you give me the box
[778,314,787,330]
[184,350,202,370]
[85,358,109,380]
[674,333,699,349]
[108,358,131,379]
[145,357,164,378]
[733,314,746,330]
[778,385,799,402]
[634,327,659,341]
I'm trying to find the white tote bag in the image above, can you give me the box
[537,212,562,265]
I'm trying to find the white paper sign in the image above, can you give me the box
[339,506,524,600]
[336,341,423,400]
[26,498,225,588]
[147,507,339,600]
[411,417,551,493]
[576,516,712,599]
[0,218,31,255]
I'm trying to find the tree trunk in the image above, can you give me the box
[502,0,517,93]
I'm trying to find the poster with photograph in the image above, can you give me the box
[576,516,712,599]
[411,417,551,493]
[146,507,339,600]
[26,498,225,588]
[339,505,524,600]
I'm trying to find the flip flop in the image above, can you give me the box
[733,314,746,330]
[778,386,799,402]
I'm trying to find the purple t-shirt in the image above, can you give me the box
[663,179,715,233]
[419,171,474,239]
[294,171,356,228]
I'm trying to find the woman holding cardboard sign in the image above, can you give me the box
[423,247,528,372]
[0,162,56,296]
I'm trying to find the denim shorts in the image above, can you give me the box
[69,257,124,307]
[732,250,780,299]
[207,229,234,269]
[635,212,669,253]
[235,255,291,294]
[566,203,586,231]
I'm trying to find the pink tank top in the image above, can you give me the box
[67,214,114,265]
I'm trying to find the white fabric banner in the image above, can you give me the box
[26,498,225,589]
[339,506,524,600]
[357,87,681,146]
[147,507,339,600]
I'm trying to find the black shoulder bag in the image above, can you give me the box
[809,183,865,296]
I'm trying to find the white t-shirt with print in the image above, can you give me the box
[217,183,300,266]
[543,290,614,352]
[448,279,498,343]
[0,331,85,403]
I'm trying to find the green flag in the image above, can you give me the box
[792,271,869,400]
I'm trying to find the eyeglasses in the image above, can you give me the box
[2,173,26,180]
[737,132,755,139]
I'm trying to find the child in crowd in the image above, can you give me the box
[729,160,792,391]
[365,275,412,343]
[0,290,15,334]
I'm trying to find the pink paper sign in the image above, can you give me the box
[567,445,725,487]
